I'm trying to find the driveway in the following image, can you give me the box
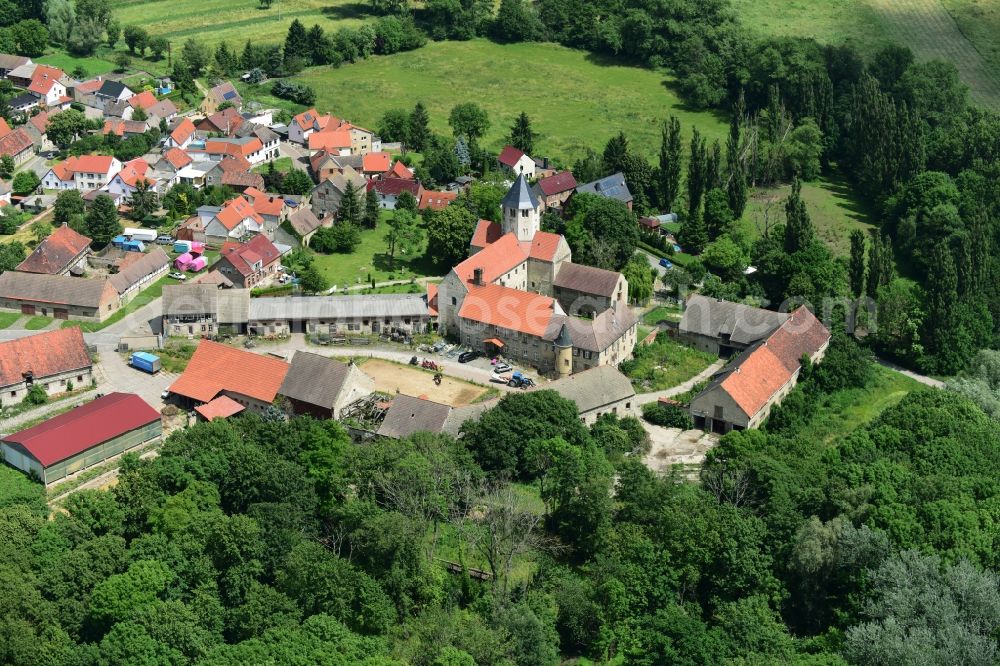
[279,141,310,173]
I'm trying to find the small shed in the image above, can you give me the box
[1,393,161,485]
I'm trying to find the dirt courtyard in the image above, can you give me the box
[359,359,489,406]
[641,421,719,480]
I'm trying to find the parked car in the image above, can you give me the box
[659,257,673,269]
[169,272,186,280]
[156,235,173,244]
[494,362,513,373]
[458,350,480,363]
[161,389,170,400]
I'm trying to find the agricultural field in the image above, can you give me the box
[109,0,373,50]
[240,39,730,162]
[735,0,1000,106]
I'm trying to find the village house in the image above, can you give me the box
[308,127,352,156]
[531,171,577,213]
[689,306,831,434]
[286,206,329,247]
[16,225,91,276]
[22,110,54,153]
[370,176,423,209]
[108,247,170,304]
[105,158,157,202]
[388,160,414,180]
[212,235,282,289]
[42,155,122,191]
[8,91,41,114]
[145,99,179,124]
[310,151,363,182]
[102,119,148,138]
[278,351,375,420]
[202,155,264,192]
[162,283,250,337]
[0,327,93,407]
[418,189,457,211]
[156,147,193,174]
[242,187,286,238]
[0,272,120,321]
[1,392,161,485]
[166,118,197,149]
[103,99,133,120]
[0,54,31,78]
[201,81,242,114]
[167,339,289,413]
[0,127,34,166]
[361,151,391,178]
[497,146,536,178]
[235,124,280,162]
[311,170,367,218]
[127,90,157,112]
[204,135,268,166]
[93,79,133,107]
[27,65,70,107]
[196,107,244,135]
[531,365,636,425]
[575,172,634,210]
[203,196,264,243]
[289,108,334,144]
[437,175,636,377]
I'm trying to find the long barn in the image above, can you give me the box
[1,393,162,485]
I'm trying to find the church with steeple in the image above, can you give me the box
[433,174,637,377]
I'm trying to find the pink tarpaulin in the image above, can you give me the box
[174,252,193,269]
[190,242,206,255]
[187,256,207,272]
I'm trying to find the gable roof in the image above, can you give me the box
[531,365,635,413]
[292,108,320,130]
[3,392,159,467]
[498,145,526,168]
[536,171,577,196]
[524,230,563,262]
[389,160,414,179]
[279,351,355,410]
[679,294,789,346]
[27,65,65,95]
[553,262,622,297]
[205,135,263,157]
[103,119,148,136]
[0,54,30,72]
[242,187,283,217]
[362,151,391,173]
[74,78,103,95]
[0,327,90,389]
[146,99,178,119]
[373,177,421,197]
[96,79,129,99]
[418,190,456,211]
[0,271,115,308]
[208,81,241,103]
[16,225,91,274]
[27,110,50,135]
[162,147,192,170]
[0,117,10,139]
[214,196,261,231]
[169,118,196,145]
[128,90,157,110]
[168,339,289,404]
[218,235,280,277]
[459,283,558,337]
[108,247,169,294]
[194,395,245,421]
[501,173,538,210]
[59,154,118,175]
[470,219,502,249]
[287,207,323,236]
[453,232,526,285]
[198,107,243,134]
[0,128,33,158]
[114,158,153,187]
[308,128,351,152]
[553,302,637,352]
[377,393,452,439]
[576,172,633,204]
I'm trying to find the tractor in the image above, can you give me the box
[507,371,535,389]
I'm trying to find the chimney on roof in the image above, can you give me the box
[473,268,484,286]
[543,157,549,169]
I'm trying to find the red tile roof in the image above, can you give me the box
[389,160,413,179]
[58,154,117,175]
[308,128,351,151]
[162,147,192,169]
[292,108,320,130]
[0,117,10,139]
[170,118,196,145]
[374,177,421,197]
[103,119,148,136]
[205,137,263,157]
[27,110,50,135]
[0,327,90,389]
[453,232,526,284]
[362,151,391,173]
[128,90,157,110]
[27,65,64,95]
[243,187,284,217]
[764,306,832,372]
[194,395,245,421]
[523,230,562,261]
[537,171,577,196]
[168,340,290,404]
[115,159,154,187]
[426,283,438,316]
[418,190,456,211]
[219,234,281,277]
[470,219,502,249]
[0,128,33,159]
[198,107,243,134]
[498,145,525,167]
[459,283,558,337]
[75,78,103,95]
[3,392,158,467]
[215,196,261,231]
[16,225,92,274]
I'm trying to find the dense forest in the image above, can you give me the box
[2,337,998,665]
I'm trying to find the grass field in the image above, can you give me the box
[311,214,436,288]
[740,174,877,256]
[36,51,118,76]
[24,316,53,330]
[0,313,21,330]
[621,337,717,392]
[240,39,729,162]
[109,0,372,49]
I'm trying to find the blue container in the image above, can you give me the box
[122,240,145,252]
[129,352,161,374]
[112,235,127,247]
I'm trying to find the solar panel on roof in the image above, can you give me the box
[223,91,237,100]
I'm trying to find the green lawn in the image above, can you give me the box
[252,157,293,174]
[240,39,729,163]
[740,174,877,257]
[0,313,21,330]
[36,51,117,77]
[620,337,717,392]
[110,0,373,49]
[24,316,53,330]
[310,214,437,288]
[642,305,682,326]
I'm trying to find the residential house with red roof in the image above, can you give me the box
[102,119,148,138]
[204,196,264,243]
[166,117,197,149]
[145,98,178,124]
[204,135,268,165]
[388,160,414,180]
[168,339,289,412]
[127,90,157,111]
[196,107,243,135]
[418,189,457,211]
[1,392,161,485]
[0,127,34,166]
[27,65,69,107]
[242,187,286,237]
[16,225,91,276]
[22,110,54,152]
[42,155,122,191]
[497,145,535,178]
[212,234,282,288]
[106,158,157,202]
[203,155,265,192]
[689,305,831,433]
[0,326,92,406]
[437,174,636,377]
[201,81,242,114]
[361,151,391,177]
[289,108,335,144]
[531,171,577,212]
[370,176,424,210]
[308,127,352,155]
[157,147,193,172]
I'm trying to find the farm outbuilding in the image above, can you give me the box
[1,393,162,485]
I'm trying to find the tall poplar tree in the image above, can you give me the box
[866,233,894,298]
[686,128,706,221]
[849,229,867,297]
[408,102,431,152]
[783,178,813,254]
[727,92,748,219]
[658,116,682,213]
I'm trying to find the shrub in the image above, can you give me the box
[24,384,47,406]
[271,80,316,105]
[642,402,692,429]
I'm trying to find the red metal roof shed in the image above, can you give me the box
[3,392,160,467]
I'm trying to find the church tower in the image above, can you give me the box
[501,172,541,242]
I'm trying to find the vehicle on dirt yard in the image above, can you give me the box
[458,350,480,363]
[494,362,513,373]
[508,371,535,389]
